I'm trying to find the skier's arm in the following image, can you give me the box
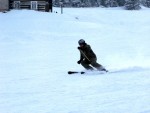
[80,52,84,61]
[77,47,84,64]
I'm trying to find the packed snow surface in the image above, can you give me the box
[0,7,150,113]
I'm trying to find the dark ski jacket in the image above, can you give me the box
[79,43,96,61]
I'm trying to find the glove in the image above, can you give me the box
[77,47,83,50]
[77,60,82,64]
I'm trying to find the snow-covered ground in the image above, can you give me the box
[0,7,150,113]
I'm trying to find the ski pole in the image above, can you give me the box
[79,49,91,62]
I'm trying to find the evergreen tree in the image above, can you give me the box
[145,0,150,7]
[125,0,141,10]
[101,0,106,6]
[53,0,142,8]
[117,0,125,6]
[101,0,118,7]
[90,0,98,7]
[109,0,118,7]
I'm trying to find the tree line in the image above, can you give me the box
[53,0,150,10]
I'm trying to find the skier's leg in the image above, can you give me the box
[81,60,94,70]
[90,58,108,72]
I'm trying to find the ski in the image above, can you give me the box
[68,71,85,74]
[68,70,108,75]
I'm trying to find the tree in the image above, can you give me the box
[101,0,118,7]
[145,0,150,7]
[117,0,125,6]
[125,0,141,10]
[90,0,98,7]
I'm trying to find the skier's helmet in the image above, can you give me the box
[78,39,85,45]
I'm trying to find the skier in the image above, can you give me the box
[77,39,108,72]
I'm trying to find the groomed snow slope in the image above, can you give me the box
[0,7,150,113]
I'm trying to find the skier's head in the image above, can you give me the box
[78,39,85,46]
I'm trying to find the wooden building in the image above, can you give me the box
[0,0,9,11]
[10,0,52,12]
[0,0,52,12]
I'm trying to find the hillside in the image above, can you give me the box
[0,7,150,113]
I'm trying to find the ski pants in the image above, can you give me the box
[81,58,103,70]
